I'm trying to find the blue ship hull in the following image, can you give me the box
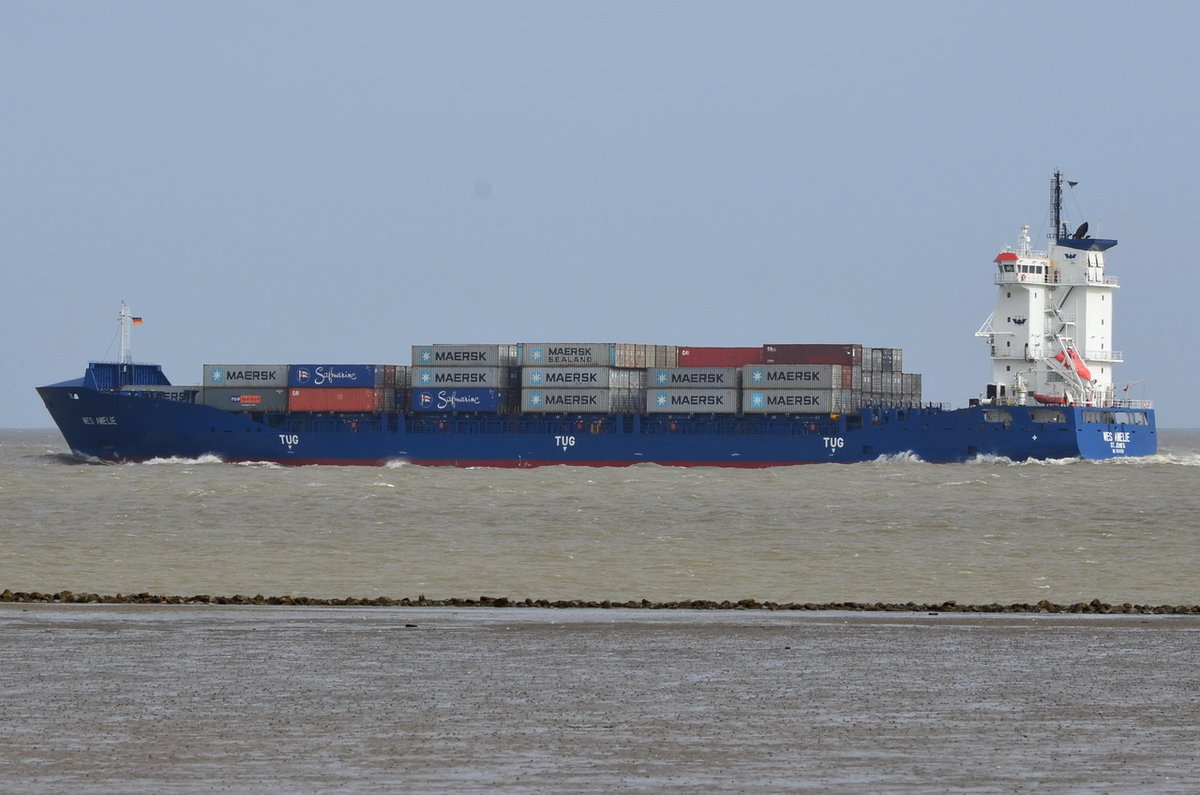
[36,378,1157,466]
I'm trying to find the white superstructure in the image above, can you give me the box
[976,172,1133,408]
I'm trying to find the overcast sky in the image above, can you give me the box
[4,1,1197,428]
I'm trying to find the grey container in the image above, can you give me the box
[411,366,518,389]
[521,387,646,413]
[648,367,738,388]
[203,364,290,388]
[522,367,646,389]
[741,364,844,390]
[646,388,739,413]
[742,388,853,414]
[410,344,519,367]
[202,387,290,412]
[522,343,618,367]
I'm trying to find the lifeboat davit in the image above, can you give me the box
[1054,348,1092,381]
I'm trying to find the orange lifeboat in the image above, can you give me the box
[1033,393,1069,405]
[1054,348,1092,381]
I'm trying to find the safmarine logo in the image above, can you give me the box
[419,392,433,408]
[209,368,225,384]
[294,368,311,384]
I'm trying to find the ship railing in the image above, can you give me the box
[994,273,1120,287]
[994,273,1047,286]
[1109,398,1154,409]
[986,395,1154,410]
[1084,349,1123,362]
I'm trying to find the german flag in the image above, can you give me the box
[132,317,144,325]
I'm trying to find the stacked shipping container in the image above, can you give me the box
[742,364,856,414]
[519,347,649,414]
[201,364,291,412]
[288,365,402,413]
[408,345,519,413]
[645,367,739,414]
[188,340,922,417]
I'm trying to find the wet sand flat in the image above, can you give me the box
[2,605,1198,792]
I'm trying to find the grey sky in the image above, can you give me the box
[4,1,1195,428]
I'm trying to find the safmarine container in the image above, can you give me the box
[203,365,289,388]
[741,364,845,389]
[411,344,519,367]
[288,388,390,412]
[677,347,763,367]
[742,389,852,414]
[648,367,738,388]
[202,387,289,412]
[410,388,515,413]
[411,366,518,389]
[646,389,739,413]
[289,365,395,388]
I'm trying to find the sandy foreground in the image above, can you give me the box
[2,605,1198,793]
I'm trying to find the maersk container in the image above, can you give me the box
[410,388,515,413]
[677,347,763,367]
[522,367,645,389]
[648,367,738,388]
[519,343,614,367]
[412,366,518,389]
[202,387,289,412]
[203,364,289,388]
[762,344,863,366]
[289,365,396,389]
[288,387,391,412]
[741,364,846,390]
[411,344,519,367]
[646,389,739,413]
[522,388,629,413]
[742,389,853,414]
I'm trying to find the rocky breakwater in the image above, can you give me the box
[2,590,1199,614]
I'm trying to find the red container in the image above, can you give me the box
[677,346,764,367]
[288,387,385,412]
[762,343,863,366]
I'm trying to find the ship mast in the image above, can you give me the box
[1051,169,1064,241]
[118,301,134,364]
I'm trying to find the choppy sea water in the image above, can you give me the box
[3,428,1198,605]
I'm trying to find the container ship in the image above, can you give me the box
[37,174,1156,466]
